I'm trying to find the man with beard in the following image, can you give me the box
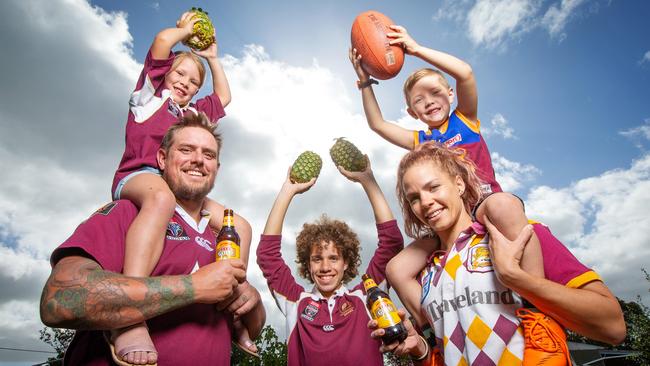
[40,112,265,365]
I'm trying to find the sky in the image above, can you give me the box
[0,0,649,364]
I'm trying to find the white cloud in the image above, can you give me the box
[525,153,650,303]
[541,0,588,41]
[467,0,541,49]
[641,51,650,65]
[442,0,599,49]
[482,113,516,139]
[491,152,541,192]
[619,119,650,151]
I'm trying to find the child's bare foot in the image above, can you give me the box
[107,322,158,365]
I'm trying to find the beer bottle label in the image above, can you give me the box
[363,278,378,291]
[222,214,234,227]
[216,240,240,260]
[370,298,401,328]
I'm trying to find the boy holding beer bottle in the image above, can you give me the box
[256,157,404,365]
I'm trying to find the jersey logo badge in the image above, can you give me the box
[301,300,320,321]
[194,236,214,252]
[466,243,493,273]
[94,202,117,216]
[167,101,181,118]
[322,324,335,332]
[339,301,354,317]
[166,221,190,241]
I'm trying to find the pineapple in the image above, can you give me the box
[180,7,215,50]
[290,151,323,183]
[329,138,368,172]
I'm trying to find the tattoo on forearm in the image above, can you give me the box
[42,258,195,329]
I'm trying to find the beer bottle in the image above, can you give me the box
[215,209,240,260]
[363,274,407,344]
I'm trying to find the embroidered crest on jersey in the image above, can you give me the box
[339,301,354,317]
[94,202,117,216]
[166,221,190,241]
[167,101,181,118]
[301,300,320,321]
[466,243,493,273]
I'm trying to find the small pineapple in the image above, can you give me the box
[180,7,215,50]
[290,151,323,183]
[329,138,368,172]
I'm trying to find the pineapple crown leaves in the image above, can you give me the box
[190,6,209,15]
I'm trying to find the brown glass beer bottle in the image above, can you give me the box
[363,274,407,344]
[215,209,240,260]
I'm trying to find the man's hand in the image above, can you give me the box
[216,281,261,319]
[192,259,247,303]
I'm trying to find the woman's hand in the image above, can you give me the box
[368,309,428,358]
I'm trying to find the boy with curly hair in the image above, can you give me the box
[256,158,404,366]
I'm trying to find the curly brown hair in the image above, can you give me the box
[295,214,362,284]
[396,141,484,239]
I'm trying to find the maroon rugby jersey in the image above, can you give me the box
[51,200,233,365]
[257,220,404,366]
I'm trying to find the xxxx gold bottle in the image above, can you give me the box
[363,274,407,344]
[215,209,240,260]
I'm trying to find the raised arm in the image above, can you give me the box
[388,25,478,122]
[485,219,626,345]
[262,171,317,235]
[151,12,198,60]
[336,156,393,223]
[193,35,231,107]
[349,48,415,150]
[40,255,246,330]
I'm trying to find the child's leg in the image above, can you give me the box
[112,173,176,365]
[474,193,544,278]
[203,199,257,355]
[386,237,439,328]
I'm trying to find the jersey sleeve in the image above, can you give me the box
[51,201,137,273]
[353,220,404,291]
[134,49,175,94]
[256,234,305,315]
[533,223,602,288]
[193,93,226,123]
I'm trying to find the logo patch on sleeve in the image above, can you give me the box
[300,300,320,322]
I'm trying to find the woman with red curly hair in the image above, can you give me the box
[256,157,404,366]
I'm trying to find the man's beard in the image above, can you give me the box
[164,171,214,202]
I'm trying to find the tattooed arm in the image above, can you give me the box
[40,255,247,330]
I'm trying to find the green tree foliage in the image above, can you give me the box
[39,327,75,365]
[567,269,650,366]
[231,325,287,365]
